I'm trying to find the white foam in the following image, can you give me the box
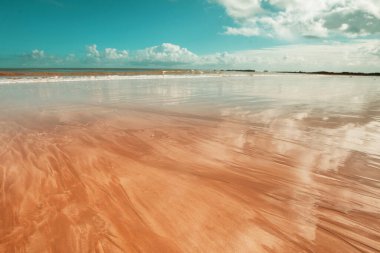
[0,74,232,85]
[0,75,208,84]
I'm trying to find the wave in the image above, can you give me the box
[0,73,258,85]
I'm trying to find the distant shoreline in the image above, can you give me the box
[277,71,380,77]
[0,68,379,77]
[0,69,206,77]
[223,69,380,76]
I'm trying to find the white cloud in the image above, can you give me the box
[65,53,76,61]
[135,43,199,64]
[199,39,380,72]
[225,26,260,36]
[213,0,380,38]
[31,49,45,59]
[21,49,70,67]
[86,44,100,58]
[104,48,128,60]
[11,40,380,72]
[216,0,262,19]
[86,44,128,60]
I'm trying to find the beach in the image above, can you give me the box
[0,74,379,252]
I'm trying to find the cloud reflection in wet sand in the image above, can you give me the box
[0,74,379,252]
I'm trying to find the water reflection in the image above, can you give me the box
[0,74,379,252]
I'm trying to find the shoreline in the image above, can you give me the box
[1,68,379,77]
[1,71,377,85]
[0,69,207,77]
[277,71,380,77]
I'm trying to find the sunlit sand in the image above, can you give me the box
[0,74,379,252]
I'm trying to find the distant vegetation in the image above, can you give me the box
[221,69,256,72]
[278,71,380,76]
[219,70,380,76]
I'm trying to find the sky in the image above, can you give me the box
[0,0,380,71]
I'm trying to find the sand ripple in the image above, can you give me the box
[0,75,379,252]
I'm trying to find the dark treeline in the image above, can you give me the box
[278,71,380,76]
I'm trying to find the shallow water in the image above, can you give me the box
[0,74,379,252]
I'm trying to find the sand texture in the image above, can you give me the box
[0,74,379,252]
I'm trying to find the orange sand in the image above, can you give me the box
[0,105,379,253]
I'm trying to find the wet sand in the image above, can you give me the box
[0,74,379,252]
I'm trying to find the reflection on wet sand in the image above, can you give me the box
[0,74,379,252]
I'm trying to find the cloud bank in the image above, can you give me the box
[135,43,199,64]
[214,0,380,39]
[30,49,45,59]
[86,44,129,60]
[2,40,380,72]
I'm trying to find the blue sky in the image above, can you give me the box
[1,0,380,71]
